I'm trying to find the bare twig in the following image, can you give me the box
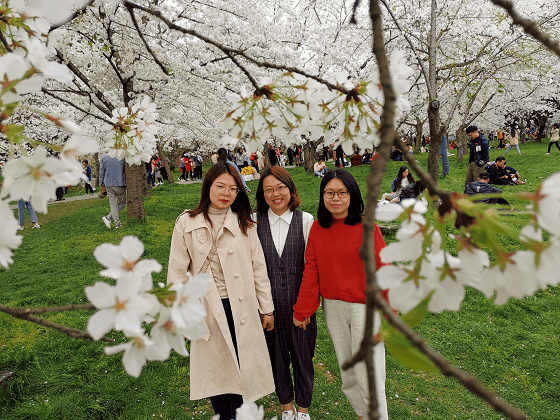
[488,0,560,59]
[6,303,95,314]
[0,303,113,343]
[125,4,171,76]
[122,1,350,94]
[0,30,13,53]
[225,52,260,90]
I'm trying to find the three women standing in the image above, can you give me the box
[167,162,275,420]
[255,167,315,420]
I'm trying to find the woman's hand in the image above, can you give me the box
[293,316,311,330]
[261,313,274,331]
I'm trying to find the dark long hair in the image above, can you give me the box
[396,165,415,188]
[317,169,363,228]
[189,162,253,235]
[217,147,228,163]
[255,166,301,215]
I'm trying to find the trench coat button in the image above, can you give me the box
[240,319,246,325]
[228,249,234,255]
[239,296,244,301]
[234,273,239,278]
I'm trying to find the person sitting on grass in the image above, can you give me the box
[313,159,327,177]
[487,157,526,185]
[381,166,415,203]
[399,179,426,205]
[464,172,510,205]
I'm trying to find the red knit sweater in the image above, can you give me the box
[293,217,389,321]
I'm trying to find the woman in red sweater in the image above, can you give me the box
[293,169,388,420]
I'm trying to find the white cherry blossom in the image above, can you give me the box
[170,273,212,340]
[0,200,23,269]
[104,331,168,378]
[93,235,162,281]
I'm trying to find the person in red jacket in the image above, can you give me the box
[293,169,389,420]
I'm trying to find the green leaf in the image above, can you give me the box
[400,290,433,328]
[380,318,439,373]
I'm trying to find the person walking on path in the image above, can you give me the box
[546,124,560,155]
[99,154,126,230]
[255,167,315,420]
[17,200,40,230]
[503,129,521,156]
[82,160,95,195]
[194,152,203,180]
[464,126,489,189]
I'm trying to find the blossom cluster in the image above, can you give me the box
[376,174,560,314]
[85,236,211,377]
[103,96,160,165]
[212,402,276,420]
[220,50,412,155]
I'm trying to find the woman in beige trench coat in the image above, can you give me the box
[168,162,275,419]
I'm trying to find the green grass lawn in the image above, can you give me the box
[1,139,560,419]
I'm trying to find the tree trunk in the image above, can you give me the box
[125,162,147,220]
[303,137,322,172]
[519,120,526,145]
[157,141,174,184]
[536,117,547,142]
[456,125,468,163]
[427,105,442,183]
[414,117,423,154]
[93,152,101,188]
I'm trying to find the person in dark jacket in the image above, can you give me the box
[487,157,525,185]
[399,180,426,203]
[464,172,510,205]
[464,126,489,189]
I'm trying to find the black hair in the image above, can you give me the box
[412,180,427,197]
[317,169,363,228]
[478,172,490,180]
[217,147,228,163]
[255,166,301,215]
[396,165,415,187]
[466,126,478,134]
[496,156,505,162]
[82,159,88,164]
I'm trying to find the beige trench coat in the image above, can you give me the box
[167,209,275,402]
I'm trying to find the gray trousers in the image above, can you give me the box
[106,186,126,227]
[323,298,388,419]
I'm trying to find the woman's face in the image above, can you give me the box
[263,175,291,216]
[323,178,351,219]
[403,169,409,178]
[209,173,239,210]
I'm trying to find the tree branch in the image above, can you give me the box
[369,291,528,420]
[49,0,96,32]
[488,0,560,59]
[41,88,116,127]
[0,303,113,343]
[125,4,171,76]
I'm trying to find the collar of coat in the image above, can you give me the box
[183,207,241,237]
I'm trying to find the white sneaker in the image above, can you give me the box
[297,413,311,420]
[102,216,111,229]
[546,153,550,155]
[17,226,24,231]
[282,410,296,420]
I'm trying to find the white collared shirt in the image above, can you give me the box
[267,208,314,255]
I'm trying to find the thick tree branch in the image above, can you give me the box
[488,0,560,59]
[122,1,350,94]
[0,303,113,343]
[225,52,260,90]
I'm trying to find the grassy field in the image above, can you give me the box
[1,139,559,419]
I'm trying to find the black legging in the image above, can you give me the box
[548,141,560,153]
[209,299,243,420]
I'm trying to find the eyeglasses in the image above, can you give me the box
[214,184,239,195]
[263,185,288,196]
[323,190,349,199]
